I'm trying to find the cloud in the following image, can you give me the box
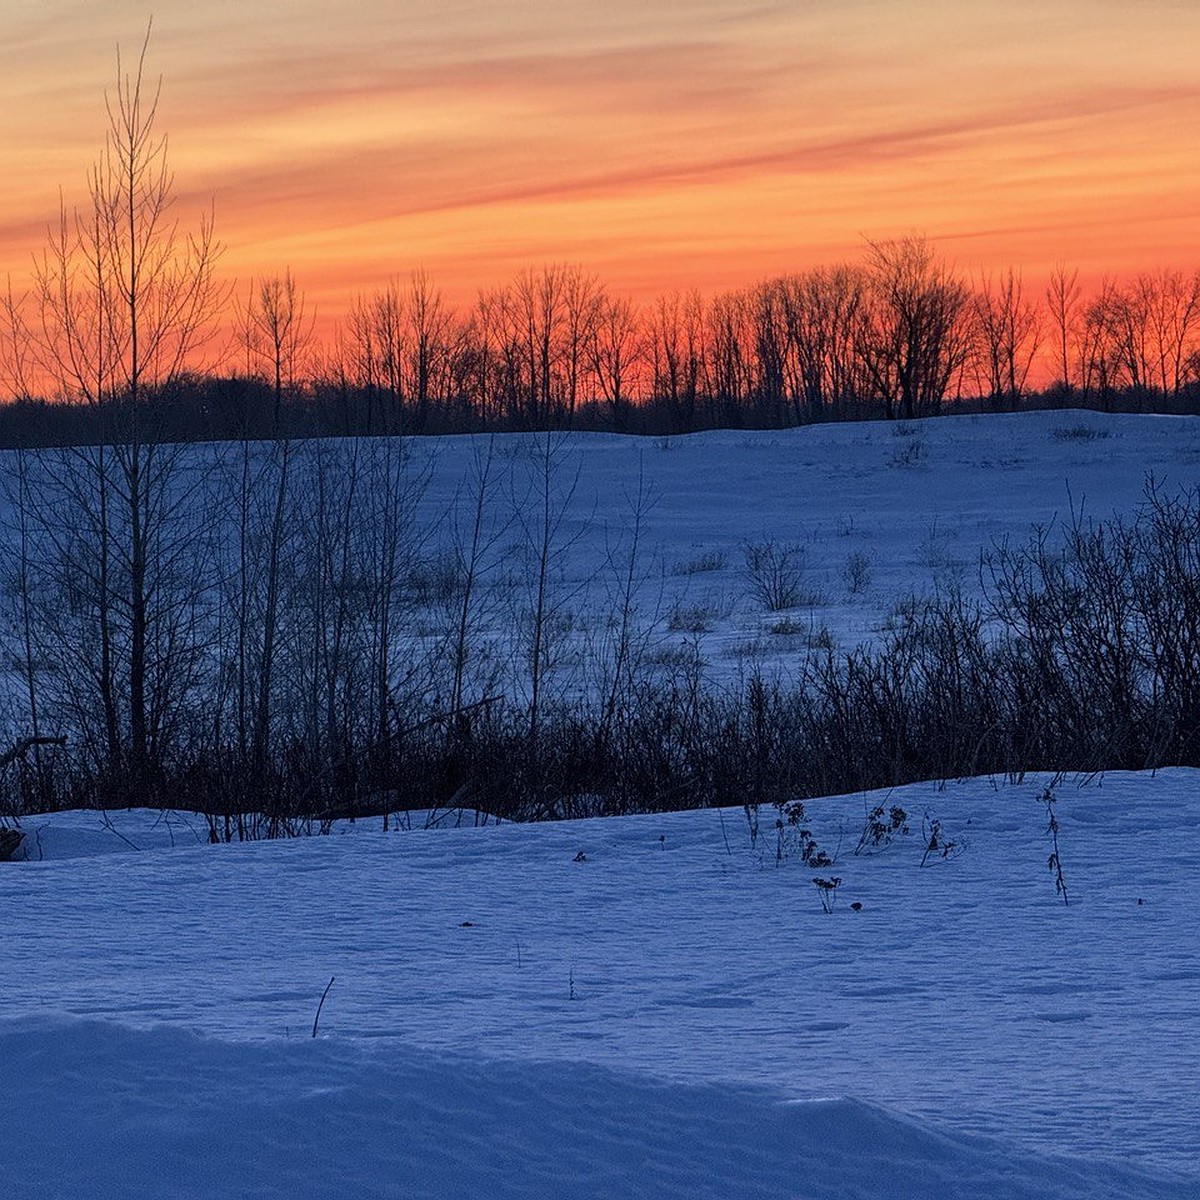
[4,1,1200,317]
[178,80,1200,234]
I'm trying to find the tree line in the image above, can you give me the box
[6,248,1200,447]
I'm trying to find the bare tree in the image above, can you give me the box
[1078,279,1117,407]
[343,282,406,433]
[748,280,789,423]
[1138,269,1200,399]
[644,290,708,429]
[476,282,527,425]
[1045,263,1081,393]
[860,236,971,420]
[971,269,1042,411]
[227,273,312,786]
[775,267,868,420]
[406,269,452,429]
[707,290,750,420]
[13,29,223,795]
[561,266,604,419]
[513,266,567,425]
[512,432,583,757]
[590,295,644,425]
[237,270,313,432]
[592,460,658,755]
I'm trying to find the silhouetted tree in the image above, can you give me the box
[237,270,313,433]
[12,29,223,796]
[1046,263,1081,394]
[860,236,971,419]
[972,269,1042,411]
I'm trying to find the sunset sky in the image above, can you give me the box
[1,0,1198,327]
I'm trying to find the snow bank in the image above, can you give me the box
[3,1018,1189,1200]
[8,808,209,862]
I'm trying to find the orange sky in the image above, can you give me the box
[1,1,1198,329]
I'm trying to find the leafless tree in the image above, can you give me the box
[1045,263,1081,393]
[342,282,406,433]
[590,461,660,769]
[406,269,453,428]
[748,280,789,423]
[561,266,604,419]
[237,270,313,432]
[512,432,583,756]
[776,267,868,419]
[410,438,511,813]
[648,291,706,429]
[1133,269,1200,398]
[860,236,971,420]
[1079,280,1122,407]
[12,29,224,794]
[707,290,750,419]
[590,294,644,424]
[971,269,1042,411]
[513,265,567,425]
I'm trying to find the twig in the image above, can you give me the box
[312,975,336,1037]
[99,809,141,852]
[1041,787,1069,906]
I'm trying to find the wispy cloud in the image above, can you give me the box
[2,1,1199,314]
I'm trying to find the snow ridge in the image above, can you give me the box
[3,1019,1190,1200]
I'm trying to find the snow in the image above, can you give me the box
[5,410,1200,1197]
[401,408,1200,683]
[2,1019,1189,1200]
[4,771,1200,1196]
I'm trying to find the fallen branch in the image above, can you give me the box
[0,736,67,773]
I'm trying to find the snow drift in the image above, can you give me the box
[3,1019,1190,1200]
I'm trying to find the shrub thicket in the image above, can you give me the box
[4,476,1200,833]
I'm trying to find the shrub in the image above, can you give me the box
[743,539,807,611]
[745,797,833,868]
[1052,424,1110,443]
[671,549,728,576]
[813,876,842,913]
[843,551,872,595]
[919,813,962,867]
[406,553,464,607]
[667,602,718,634]
[888,436,927,468]
[768,615,806,636]
[854,803,909,855]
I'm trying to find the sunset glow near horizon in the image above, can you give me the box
[2,0,1198,332]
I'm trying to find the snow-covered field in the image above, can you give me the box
[408,408,1200,679]
[5,772,1199,1197]
[4,411,1200,1198]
